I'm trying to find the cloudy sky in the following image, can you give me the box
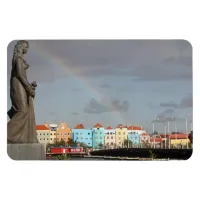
[7,40,193,132]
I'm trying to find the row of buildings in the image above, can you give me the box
[36,122,191,148]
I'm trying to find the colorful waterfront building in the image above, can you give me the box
[92,123,105,149]
[140,133,150,144]
[72,124,93,147]
[150,136,162,148]
[36,125,51,144]
[115,124,128,147]
[168,133,190,147]
[56,122,72,143]
[127,125,141,145]
[104,126,116,147]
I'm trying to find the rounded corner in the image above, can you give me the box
[7,40,17,50]
[180,39,193,50]
[185,149,193,160]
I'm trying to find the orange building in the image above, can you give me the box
[56,122,72,143]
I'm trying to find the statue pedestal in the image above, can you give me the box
[7,143,46,160]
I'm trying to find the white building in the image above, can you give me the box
[104,126,116,148]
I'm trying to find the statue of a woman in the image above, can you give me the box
[7,40,38,143]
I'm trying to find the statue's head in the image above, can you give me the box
[14,40,29,55]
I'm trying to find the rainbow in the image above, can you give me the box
[30,41,126,125]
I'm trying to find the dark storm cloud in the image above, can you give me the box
[159,94,192,109]
[7,40,192,82]
[84,98,129,114]
[100,84,111,88]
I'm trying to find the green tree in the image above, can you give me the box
[67,139,77,147]
[123,139,133,147]
[149,150,157,159]
[99,143,103,149]
[55,154,70,160]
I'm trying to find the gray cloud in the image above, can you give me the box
[179,94,193,108]
[84,98,129,114]
[72,112,79,115]
[100,84,111,88]
[7,40,192,83]
[157,108,175,119]
[159,94,192,109]
[160,101,178,108]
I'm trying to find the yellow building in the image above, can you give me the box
[115,124,128,147]
[168,134,190,147]
[47,123,58,144]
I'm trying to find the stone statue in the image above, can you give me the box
[7,40,38,143]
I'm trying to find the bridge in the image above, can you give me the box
[89,148,193,160]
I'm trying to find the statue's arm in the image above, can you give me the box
[16,57,34,95]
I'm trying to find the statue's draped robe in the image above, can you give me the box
[7,56,38,143]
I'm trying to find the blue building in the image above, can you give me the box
[72,124,93,147]
[127,125,140,145]
[92,123,105,149]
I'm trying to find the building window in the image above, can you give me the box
[61,133,62,136]
[88,133,90,135]
[111,142,113,145]
[119,132,121,135]
[119,137,121,140]
[119,142,121,144]
[51,133,52,135]
[54,133,56,135]
[51,138,52,140]
[80,133,82,135]
[76,137,78,139]
[107,136,109,139]
[76,133,78,135]
[47,138,49,140]
[88,143,90,145]
[44,138,45,140]
[68,133,70,135]
[123,132,125,135]
[64,133,67,135]
[111,136,113,139]
[100,137,102,139]
[110,132,112,135]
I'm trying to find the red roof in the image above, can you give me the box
[150,138,162,143]
[160,134,169,138]
[74,124,84,129]
[128,125,142,130]
[169,134,189,139]
[141,133,150,136]
[116,124,124,128]
[106,126,113,129]
[36,125,50,130]
[93,123,103,128]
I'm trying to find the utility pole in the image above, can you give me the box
[165,125,167,149]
